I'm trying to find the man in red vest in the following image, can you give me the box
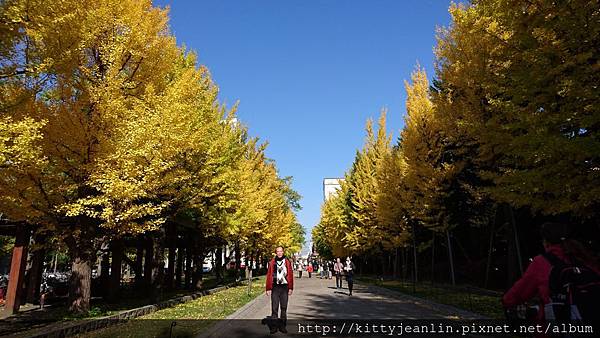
[266,246,294,333]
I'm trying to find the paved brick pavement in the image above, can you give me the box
[198,276,486,338]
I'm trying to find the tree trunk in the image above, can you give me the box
[26,247,45,304]
[393,247,399,280]
[134,237,144,290]
[504,204,523,287]
[400,247,406,281]
[484,212,496,288]
[69,254,92,314]
[53,252,58,273]
[247,254,253,279]
[454,235,473,264]
[234,242,241,279]
[175,247,184,289]
[506,221,518,287]
[192,252,204,290]
[165,223,176,290]
[108,239,123,303]
[196,241,206,286]
[446,229,456,286]
[411,222,418,284]
[256,250,260,271]
[507,204,523,275]
[185,243,193,289]
[150,231,165,303]
[431,232,435,285]
[4,225,30,314]
[247,255,252,295]
[166,246,175,290]
[215,246,223,283]
[144,235,154,290]
[100,249,110,295]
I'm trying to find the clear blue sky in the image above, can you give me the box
[154,0,453,251]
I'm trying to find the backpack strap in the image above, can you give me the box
[542,252,565,267]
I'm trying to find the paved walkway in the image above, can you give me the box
[198,276,486,338]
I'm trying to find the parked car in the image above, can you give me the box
[225,260,246,269]
[202,260,213,273]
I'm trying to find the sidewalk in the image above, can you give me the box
[198,276,484,337]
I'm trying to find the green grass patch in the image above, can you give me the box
[358,277,504,319]
[82,277,265,338]
[59,275,237,320]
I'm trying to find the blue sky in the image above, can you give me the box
[154,0,454,251]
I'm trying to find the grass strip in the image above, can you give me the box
[81,277,265,338]
[358,277,504,319]
[65,275,236,320]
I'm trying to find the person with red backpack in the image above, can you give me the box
[503,222,600,334]
[266,246,294,334]
[307,263,313,278]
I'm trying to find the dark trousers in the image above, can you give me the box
[335,274,343,288]
[271,284,289,323]
[347,275,354,295]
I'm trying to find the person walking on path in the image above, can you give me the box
[266,246,294,334]
[334,258,344,289]
[344,256,356,296]
[296,261,303,278]
[328,260,333,279]
[307,263,313,278]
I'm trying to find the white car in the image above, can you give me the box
[202,261,213,273]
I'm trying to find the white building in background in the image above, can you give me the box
[323,178,344,201]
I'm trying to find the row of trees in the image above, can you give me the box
[313,0,599,288]
[0,0,304,313]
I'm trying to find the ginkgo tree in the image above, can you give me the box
[313,185,352,259]
[1,0,186,312]
[346,112,395,257]
[314,110,409,272]
[227,139,303,267]
[1,0,304,314]
[316,0,598,288]
[434,0,600,218]
[376,143,411,277]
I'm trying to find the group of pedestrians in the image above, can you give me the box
[332,256,355,295]
[304,256,357,295]
[265,248,359,335]
[265,221,600,336]
[294,260,314,278]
